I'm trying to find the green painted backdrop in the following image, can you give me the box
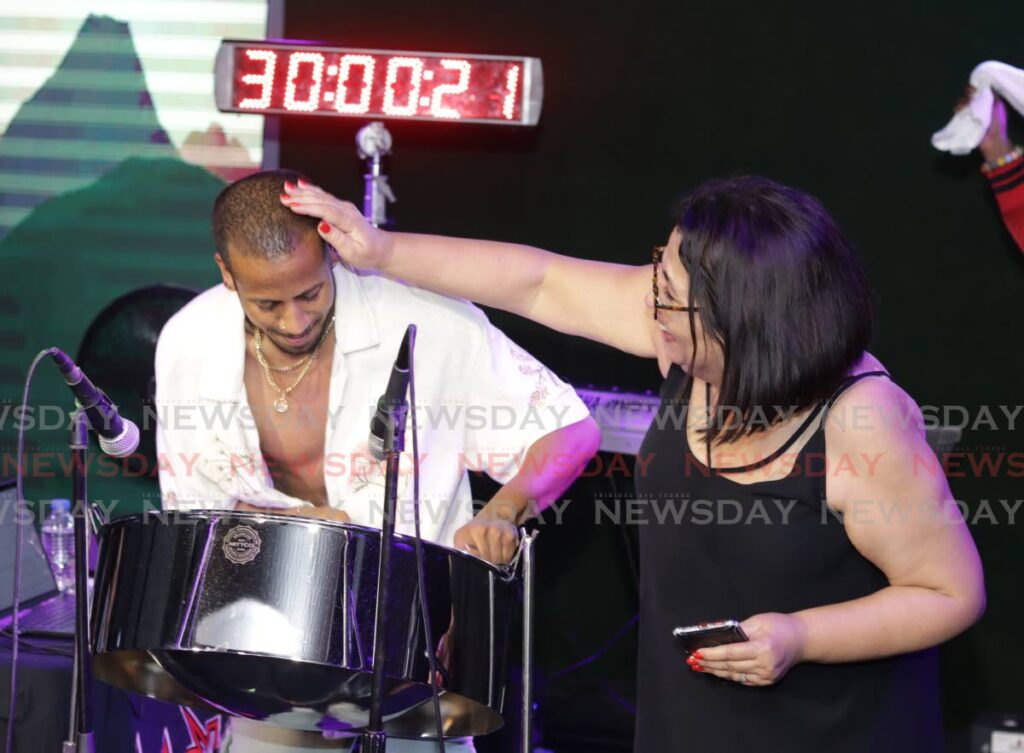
[0,10,266,513]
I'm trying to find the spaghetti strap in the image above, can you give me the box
[708,399,825,473]
[705,369,891,474]
[820,370,891,421]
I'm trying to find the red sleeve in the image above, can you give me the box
[985,155,1024,256]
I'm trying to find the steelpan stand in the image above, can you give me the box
[519,529,538,753]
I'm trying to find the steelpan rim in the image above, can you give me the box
[92,649,506,738]
[151,645,434,686]
[111,510,513,577]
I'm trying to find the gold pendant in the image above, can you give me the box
[274,397,289,413]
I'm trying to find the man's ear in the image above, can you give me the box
[214,253,236,291]
[325,242,353,273]
[324,241,341,267]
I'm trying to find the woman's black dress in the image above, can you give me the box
[633,365,943,752]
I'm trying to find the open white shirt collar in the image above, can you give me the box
[196,264,381,402]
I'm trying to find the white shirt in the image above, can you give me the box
[156,265,589,751]
[155,263,590,548]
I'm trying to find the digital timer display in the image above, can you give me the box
[214,41,543,126]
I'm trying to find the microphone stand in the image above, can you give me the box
[63,409,94,753]
[360,394,409,753]
[356,121,396,229]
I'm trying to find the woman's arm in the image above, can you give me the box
[283,180,657,357]
[694,378,984,685]
[794,379,985,660]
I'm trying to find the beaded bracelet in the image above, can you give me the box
[982,145,1024,173]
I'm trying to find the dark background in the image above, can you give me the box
[278,1,1024,749]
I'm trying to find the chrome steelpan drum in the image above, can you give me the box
[90,511,519,738]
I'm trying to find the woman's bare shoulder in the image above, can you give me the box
[827,353,923,449]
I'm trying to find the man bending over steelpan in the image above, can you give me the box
[154,169,600,752]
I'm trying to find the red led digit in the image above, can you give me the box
[502,64,520,120]
[334,54,375,114]
[429,59,472,119]
[382,56,424,117]
[283,51,325,112]
[238,49,277,109]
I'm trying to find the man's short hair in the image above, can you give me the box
[212,169,319,267]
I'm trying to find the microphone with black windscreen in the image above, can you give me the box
[368,325,415,461]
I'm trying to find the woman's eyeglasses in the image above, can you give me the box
[652,245,699,320]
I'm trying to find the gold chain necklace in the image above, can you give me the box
[258,347,311,373]
[254,328,312,377]
[254,318,335,413]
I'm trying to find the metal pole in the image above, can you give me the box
[363,151,383,227]
[356,122,395,228]
[63,410,94,753]
[520,530,538,753]
[361,397,409,753]
[362,449,400,753]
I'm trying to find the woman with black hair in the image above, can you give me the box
[282,175,985,752]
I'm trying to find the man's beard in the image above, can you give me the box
[267,321,320,354]
[264,302,336,356]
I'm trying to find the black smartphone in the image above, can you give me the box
[672,620,749,657]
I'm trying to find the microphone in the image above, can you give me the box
[48,348,140,457]
[368,325,415,461]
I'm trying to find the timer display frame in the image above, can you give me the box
[214,40,544,126]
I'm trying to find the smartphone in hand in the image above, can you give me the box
[672,620,749,657]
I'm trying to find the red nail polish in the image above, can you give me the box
[693,650,705,661]
[284,181,296,190]
[319,221,331,234]
[280,193,290,201]
[694,666,705,673]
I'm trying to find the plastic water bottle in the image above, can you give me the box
[40,498,75,594]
